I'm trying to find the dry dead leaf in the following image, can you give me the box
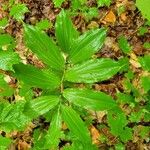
[90,126,100,145]
[120,13,127,21]
[104,11,116,23]
[18,141,30,150]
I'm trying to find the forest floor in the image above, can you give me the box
[0,0,150,149]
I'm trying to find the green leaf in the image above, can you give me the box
[107,109,132,142]
[120,127,132,142]
[36,19,52,30]
[97,0,111,7]
[0,75,14,96]
[118,36,132,54]
[14,63,60,89]
[55,10,78,53]
[0,101,30,132]
[0,136,11,149]
[107,109,128,135]
[24,96,60,118]
[61,106,92,145]
[32,129,47,150]
[24,25,65,70]
[0,34,15,50]
[10,4,29,21]
[83,7,99,21]
[63,88,117,111]
[0,51,20,71]
[53,0,65,7]
[136,0,150,21]
[69,28,106,64]
[0,18,8,29]
[139,55,150,71]
[44,109,61,149]
[65,58,125,83]
[117,6,126,16]
[141,76,150,93]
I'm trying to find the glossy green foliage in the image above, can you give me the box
[69,28,106,63]
[0,6,144,149]
[24,96,60,118]
[63,88,117,111]
[62,106,93,147]
[65,58,125,83]
[44,110,61,149]
[24,25,65,70]
[136,0,150,21]
[55,10,79,53]
[10,3,29,21]
[14,63,61,89]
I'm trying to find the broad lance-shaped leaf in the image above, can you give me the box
[62,106,92,144]
[63,88,117,111]
[69,28,106,64]
[0,51,20,71]
[24,96,60,118]
[24,25,65,70]
[14,63,60,89]
[44,109,61,149]
[55,10,78,52]
[65,58,125,83]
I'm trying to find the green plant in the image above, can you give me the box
[10,3,29,22]
[1,1,150,149]
[97,0,111,7]
[0,9,131,149]
[136,0,150,21]
[118,35,132,54]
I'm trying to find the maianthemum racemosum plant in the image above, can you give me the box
[0,9,129,149]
